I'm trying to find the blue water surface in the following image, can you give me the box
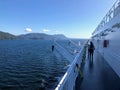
[0,40,69,90]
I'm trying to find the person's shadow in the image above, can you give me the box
[89,59,93,68]
[88,57,94,73]
[75,75,83,90]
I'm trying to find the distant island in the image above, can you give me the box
[0,31,16,40]
[0,31,67,40]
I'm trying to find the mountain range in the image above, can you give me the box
[0,31,16,40]
[0,31,67,40]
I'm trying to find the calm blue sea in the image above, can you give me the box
[0,40,70,90]
[0,39,86,90]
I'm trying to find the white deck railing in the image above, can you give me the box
[55,41,87,90]
[92,0,120,35]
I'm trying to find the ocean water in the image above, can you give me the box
[0,39,86,90]
[0,40,70,90]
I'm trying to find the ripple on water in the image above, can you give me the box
[0,40,70,90]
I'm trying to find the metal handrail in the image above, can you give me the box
[92,0,120,35]
[55,41,87,90]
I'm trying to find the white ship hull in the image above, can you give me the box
[92,0,120,77]
[55,0,120,90]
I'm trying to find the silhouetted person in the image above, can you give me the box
[89,41,95,60]
[52,45,54,52]
[87,42,90,57]
[68,41,70,46]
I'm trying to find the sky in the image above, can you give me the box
[0,0,116,38]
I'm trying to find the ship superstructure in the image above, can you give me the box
[55,0,120,90]
[92,0,120,77]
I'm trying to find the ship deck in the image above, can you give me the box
[75,50,120,90]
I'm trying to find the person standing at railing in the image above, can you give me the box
[52,45,55,52]
[87,41,90,57]
[89,41,95,60]
[68,41,71,46]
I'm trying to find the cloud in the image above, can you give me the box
[42,28,65,35]
[25,28,32,32]
[55,30,65,34]
[55,30,59,33]
[42,29,50,33]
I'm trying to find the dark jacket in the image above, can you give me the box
[89,42,95,53]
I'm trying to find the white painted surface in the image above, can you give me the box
[92,0,120,77]
[55,42,87,90]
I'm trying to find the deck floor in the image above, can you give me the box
[75,50,120,90]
